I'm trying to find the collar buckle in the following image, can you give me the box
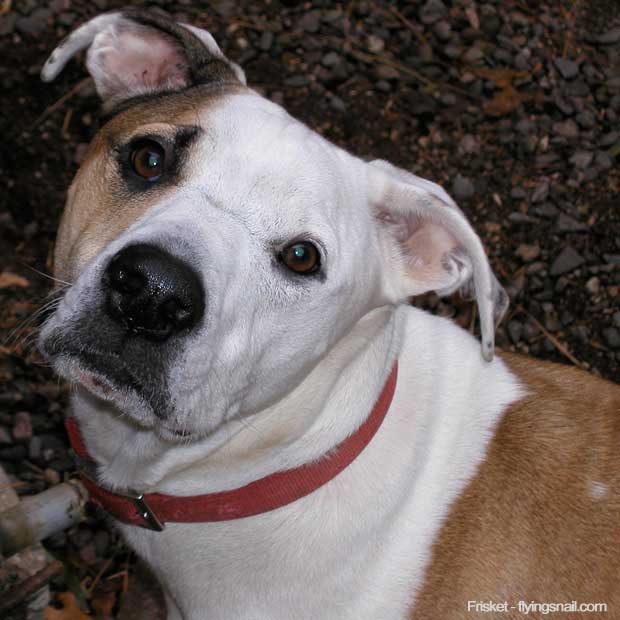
[126,492,165,531]
[71,449,165,531]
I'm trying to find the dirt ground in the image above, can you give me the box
[0,0,619,618]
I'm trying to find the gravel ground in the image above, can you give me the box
[1,0,619,617]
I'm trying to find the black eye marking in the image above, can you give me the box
[114,126,202,191]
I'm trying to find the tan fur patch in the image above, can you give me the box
[410,353,620,620]
[54,83,246,282]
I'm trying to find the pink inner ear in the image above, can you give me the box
[379,210,460,293]
[112,32,188,90]
[88,28,190,102]
[404,222,456,270]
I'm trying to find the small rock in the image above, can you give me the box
[433,21,452,41]
[297,11,320,33]
[602,327,620,349]
[458,134,480,155]
[452,175,475,200]
[13,411,32,441]
[554,57,579,80]
[321,51,341,67]
[462,45,485,65]
[552,119,579,139]
[594,151,613,170]
[420,0,447,25]
[569,151,593,169]
[29,436,42,460]
[576,110,596,129]
[597,28,620,45]
[599,131,619,147]
[509,212,536,224]
[284,75,310,88]
[585,276,600,295]
[550,246,585,276]
[531,181,549,203]
[329,95,346,112]
[443,43,462,59]
[259,31,273,51]
[532,203,559,218]
[44,468,61,485]
[515,243,540,262]
[49,0,71,11]
[376,65,399,80]
[440,92,457,106]
[514,51,530,70]
[15,15,48,35]
[507,320,524,344]
[555,213,588,233]
[526,261,546,275]
[604,254,620,265]
[367,34,385,53]
[57,12,76,27]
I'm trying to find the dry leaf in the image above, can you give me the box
[474,67,527,87]
[483,84,534,117]
[0,271,30,289]
[44,592,90,620]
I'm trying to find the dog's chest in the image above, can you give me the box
[118,321,522,620]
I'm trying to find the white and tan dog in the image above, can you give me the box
[39,9,620,620]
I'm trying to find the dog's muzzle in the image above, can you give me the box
[104,243,205,341]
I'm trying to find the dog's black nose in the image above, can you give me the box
[104,244,204,341]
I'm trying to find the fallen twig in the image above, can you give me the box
[371,3,427,44]
[31,77,92,130]
[347,46,478,101]
[515,305,586,369]
[0,560,63,613]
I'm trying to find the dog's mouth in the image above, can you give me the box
[41,332,165,415]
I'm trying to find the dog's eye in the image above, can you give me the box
[281,242,320,274]
[130,140,165,181]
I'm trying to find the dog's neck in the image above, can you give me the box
[71,305,403,494]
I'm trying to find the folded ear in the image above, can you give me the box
[41,8,246,109]
[368,160,507,362]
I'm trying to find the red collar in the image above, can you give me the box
[66,363,397,531]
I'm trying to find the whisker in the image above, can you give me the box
[17,261,73,287]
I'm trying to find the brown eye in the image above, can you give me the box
[281,241,320,274]
[130,140,165,181]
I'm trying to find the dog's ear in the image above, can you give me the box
[367,159,507,362]
[41,9,245,108]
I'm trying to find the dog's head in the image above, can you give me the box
[39,9,507,441]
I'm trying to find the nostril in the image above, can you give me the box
[161,298,194,330]
[103,244,205,341]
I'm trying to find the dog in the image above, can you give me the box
[38,9,620,620]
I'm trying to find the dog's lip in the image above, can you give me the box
[48,343,144,398]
